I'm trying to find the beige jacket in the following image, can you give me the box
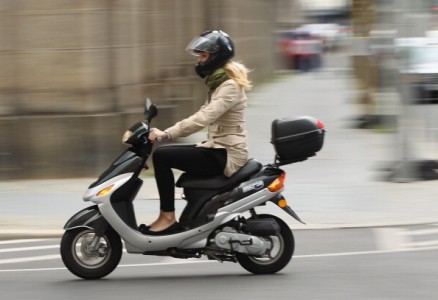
[166,79,248,177]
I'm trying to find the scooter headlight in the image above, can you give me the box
[122,130,133,144]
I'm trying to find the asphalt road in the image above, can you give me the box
[1,225,437,300]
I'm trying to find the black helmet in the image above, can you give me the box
[186,30,235,78]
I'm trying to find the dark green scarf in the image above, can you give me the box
[205,68,229,101]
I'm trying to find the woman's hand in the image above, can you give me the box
[148,128,168,143]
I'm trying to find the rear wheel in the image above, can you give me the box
[235,214,294,274]
[60,228,122,279]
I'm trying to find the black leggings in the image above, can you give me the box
[152,144,227,212]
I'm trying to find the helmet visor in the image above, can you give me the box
[185,35,220,56]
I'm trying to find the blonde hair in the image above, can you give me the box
[223,61,253,91]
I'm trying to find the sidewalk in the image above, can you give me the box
[1,55,438,238]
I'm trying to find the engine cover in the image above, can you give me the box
[213,230,272,255]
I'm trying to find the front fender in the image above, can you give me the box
[64,205,109,234]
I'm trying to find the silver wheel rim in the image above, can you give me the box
[248,235,284,265]
[71,230,112,269]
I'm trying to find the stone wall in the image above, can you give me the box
[0,0,277,179]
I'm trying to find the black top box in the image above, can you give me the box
[271,116,325,164]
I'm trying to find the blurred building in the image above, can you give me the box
[276,0,350,27]
[276,0,306,28]
[300,0,350,23]
[0,0,278,179]
[351,0,438,127]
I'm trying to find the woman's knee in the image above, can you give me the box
[153,146,174,164]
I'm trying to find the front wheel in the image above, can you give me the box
[236,214,294,274]
[60,227,122,279]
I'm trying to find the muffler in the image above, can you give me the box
[241,218,280,236]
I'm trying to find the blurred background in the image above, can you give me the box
[1,0,438,180]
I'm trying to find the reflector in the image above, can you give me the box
[277,199,287,208]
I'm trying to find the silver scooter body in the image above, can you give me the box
[82,171,282,253]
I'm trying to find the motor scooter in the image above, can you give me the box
[60,99,325,279]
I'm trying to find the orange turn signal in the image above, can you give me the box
[267,172,286,192]
[96,184,114,197]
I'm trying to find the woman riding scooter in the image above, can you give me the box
[60,31,325,279]
[144,30,253,234]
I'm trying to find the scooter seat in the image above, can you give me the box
[176,158,262,190]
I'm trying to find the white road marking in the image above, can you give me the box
[0,255,60,265]
[373,227,438,250]
[0,245,59,253]
[373,228,410,251]
[410,240,438,247]
[0,246,438,273]
[294,245,438,258]
[0,267,66,272]
[2,227,438,272]
[402,228,438,235]
[0,239,51,245]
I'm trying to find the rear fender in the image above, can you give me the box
[270,194,306,224]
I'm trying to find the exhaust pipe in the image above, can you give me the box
[241,218,280,236]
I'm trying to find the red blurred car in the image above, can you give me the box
[277,29,323,71]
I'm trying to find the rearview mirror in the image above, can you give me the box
[144,98,158,123]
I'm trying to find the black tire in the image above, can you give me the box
[60,227,122,280]
[235,214,294,274]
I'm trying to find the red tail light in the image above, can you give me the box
[316,119,325,129]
